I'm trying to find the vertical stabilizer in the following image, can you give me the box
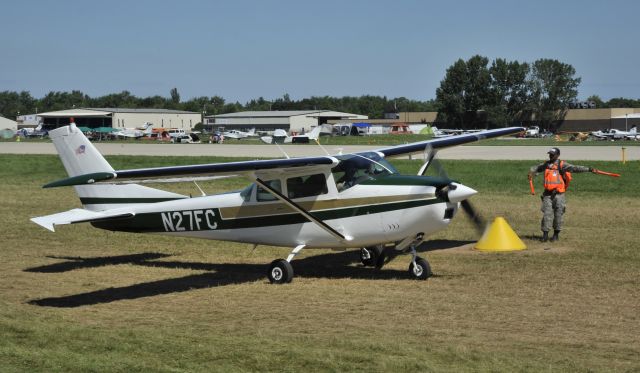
[307,126,322,141]
[49,124,114,177]
[48,124,186,211]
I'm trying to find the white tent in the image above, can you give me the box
[0,116,18,131]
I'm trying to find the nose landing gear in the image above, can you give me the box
[359,233,433,280]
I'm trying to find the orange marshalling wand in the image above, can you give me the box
[593,169,620,177]
[528,177,535,195]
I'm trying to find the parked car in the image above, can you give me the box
[172,133,201,144]
[166,129,186,139]
[525,126,540,138]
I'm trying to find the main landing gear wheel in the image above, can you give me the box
[409,256,432,280]
[268,259,293,284]
[360,245,383,267]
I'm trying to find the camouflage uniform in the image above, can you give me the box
[529,160,591,233]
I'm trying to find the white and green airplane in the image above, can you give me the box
[31,124,523,283]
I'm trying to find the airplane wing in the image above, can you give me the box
[31,208,135,232]
[42,127,522,188]
[377,127,522,158]
[44,156,339,187]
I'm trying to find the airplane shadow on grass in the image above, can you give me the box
[25,239,472,308]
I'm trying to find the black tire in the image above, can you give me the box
[409,256,432,280]
[268,259,293,284]
[360,245,383,267]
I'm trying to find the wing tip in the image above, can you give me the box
[30,217,55,232]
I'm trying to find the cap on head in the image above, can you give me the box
[547,147,560,156]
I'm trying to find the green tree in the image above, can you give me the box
[170,88,180,105]
[586,95,605,108]
[487,59,530,127]
[606,97,640,108]
[91,90,137,108]
[0,90,36,118]
[528,59,580,131]
[436,56,491,128]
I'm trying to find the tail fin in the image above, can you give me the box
[143,122,154,135]
[49,124,186,211]
[307,126,322,141]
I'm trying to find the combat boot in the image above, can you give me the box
[550,230,560,242]
[540,231,549,242]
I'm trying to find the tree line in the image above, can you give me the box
[1,55,639,128]
[0,90,436,122]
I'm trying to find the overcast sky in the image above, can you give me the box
[2,0,638,103]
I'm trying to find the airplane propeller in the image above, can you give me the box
[420,146,486,235]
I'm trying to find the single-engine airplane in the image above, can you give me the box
[590,126,638,140]
[31,124,523,283]
[260,126,323,144]
[113,122,154,139]
[223,128,258,140]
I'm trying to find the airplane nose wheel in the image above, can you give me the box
[409,256,432,280]
[268,259,293,284]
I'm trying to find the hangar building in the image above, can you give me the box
[37,108,201,131]
[556,108,640,132]
[328,112,438,134]
[205,110,367,134]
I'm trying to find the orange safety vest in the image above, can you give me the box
[544,160,570,193]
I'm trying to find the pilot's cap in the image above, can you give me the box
[547,147,560,156]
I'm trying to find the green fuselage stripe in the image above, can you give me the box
[92,197,446,233]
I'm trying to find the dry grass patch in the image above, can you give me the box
[1,155,638,372]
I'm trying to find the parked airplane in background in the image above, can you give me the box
[114,122,154,139]
[32,123,523,284]
[260,126,323,144]
[223,128,257,140]
[590,126,638,140]
[431,127,482,138]
[18,123,49,138]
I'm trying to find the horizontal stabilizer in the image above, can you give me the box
[43,172,116,188]
[31,208,134,232]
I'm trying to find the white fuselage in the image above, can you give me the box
[98,183,459,249]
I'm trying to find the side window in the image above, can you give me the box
[287,174,328,199]
[256,179,281,202]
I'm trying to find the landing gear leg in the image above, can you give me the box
[267,244,305,284]
[408,243,432,280]
[395,233,432,280]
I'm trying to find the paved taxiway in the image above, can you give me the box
[1,142,637,161]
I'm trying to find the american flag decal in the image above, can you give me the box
[75,145,86,155]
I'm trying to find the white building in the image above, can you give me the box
[17,114,40,127]
[37,108,201,131]
[206,110,368,134]
[0,116,18,131]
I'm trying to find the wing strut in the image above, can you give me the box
[254,178,352,242]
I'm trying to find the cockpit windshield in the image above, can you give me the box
[331,152,398,192]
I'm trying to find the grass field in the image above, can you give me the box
[0,154,638,372]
